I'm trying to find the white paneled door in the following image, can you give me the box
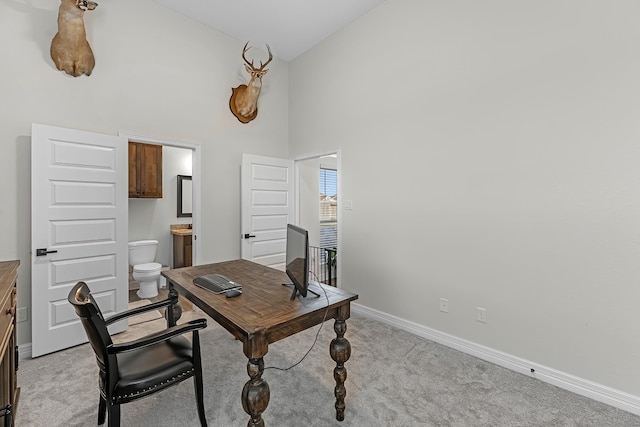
[241,154,294,270]
[31,124,128,357]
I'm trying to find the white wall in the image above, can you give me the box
[129,145,192,268]
[298,158,321,246]
[0,0,289,345]
[290,0,640,398]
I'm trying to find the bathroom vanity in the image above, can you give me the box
[171,225,192,268]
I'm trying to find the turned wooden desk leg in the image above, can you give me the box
[165,284,182,326]
[242,358,270,427]
[330,318,351,421]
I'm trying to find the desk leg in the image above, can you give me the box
[165,284,182,327]
[242,358,270,427]
[330,318,351,421]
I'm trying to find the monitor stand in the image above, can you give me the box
[282,282,321,300]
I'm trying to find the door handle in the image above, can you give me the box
[36,248,58,257]
[243,234,256,239]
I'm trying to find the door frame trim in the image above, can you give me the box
[119,132,202,266]
[292,148,342,287]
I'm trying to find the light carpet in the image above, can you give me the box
[16,313,640,426]
[126,299,163,326]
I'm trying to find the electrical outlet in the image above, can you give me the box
[477,307,487,323]
[439,298,449,313]
[17,307,28,323]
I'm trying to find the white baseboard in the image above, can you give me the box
[352,303,640,417]
[18,343,32,360]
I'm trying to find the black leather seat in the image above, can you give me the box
[68,281,208,427]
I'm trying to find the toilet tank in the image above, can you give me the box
[128,240,159,266]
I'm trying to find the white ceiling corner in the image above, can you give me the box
[153,0,388,61]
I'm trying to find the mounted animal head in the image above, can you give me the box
[50,0,98,77]
[76,0,97,11]
[229,42,273,123]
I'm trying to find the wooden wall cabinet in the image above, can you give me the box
[129,142,163,198]
[0,260,19,426]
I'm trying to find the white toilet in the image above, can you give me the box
[128,240,162,299]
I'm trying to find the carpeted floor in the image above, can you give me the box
[126,299,163,326]
[16,310,640,426]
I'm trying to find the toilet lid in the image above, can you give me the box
[133,262,161,272]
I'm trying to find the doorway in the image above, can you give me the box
[121,133,201,303]
[238,151,341,286]
[295,151,339,287]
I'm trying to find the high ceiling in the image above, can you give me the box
[153,0,388,62]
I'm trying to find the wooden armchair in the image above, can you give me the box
[67,281,208,427]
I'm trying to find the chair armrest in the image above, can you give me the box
[105,296,179,326]
[107,318,207,353]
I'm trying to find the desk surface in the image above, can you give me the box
[162,259,358,354]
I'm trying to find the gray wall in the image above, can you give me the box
[0,0,289,345]
[298,157,321,246]
[289,0,640,397]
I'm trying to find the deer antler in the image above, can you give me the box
[241,42,273,71]
[241,42,254,68]
[260,44,273,70]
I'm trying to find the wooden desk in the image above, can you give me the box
[162,259,359,426]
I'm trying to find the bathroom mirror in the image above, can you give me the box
[177,175,192,217]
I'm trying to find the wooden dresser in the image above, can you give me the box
[0,261,18,426]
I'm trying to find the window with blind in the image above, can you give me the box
[319,168,337,249]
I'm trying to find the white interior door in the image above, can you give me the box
[31,124,128,357]
[241,154,294,269]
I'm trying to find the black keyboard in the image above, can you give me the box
[193,274,241,294]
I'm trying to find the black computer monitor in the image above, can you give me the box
[285,224,310,300]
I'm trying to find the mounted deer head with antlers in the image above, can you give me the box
[229,42,273,123]
[50,0,98,77]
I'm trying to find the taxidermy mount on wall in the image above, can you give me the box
[229,42,273,123]
[50,0,98,77]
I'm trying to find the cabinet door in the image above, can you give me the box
[184,236,192,267]
[128,142,162,198]
[128,142,139,197]
[173,234,185,268]
[139,143,162,198]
